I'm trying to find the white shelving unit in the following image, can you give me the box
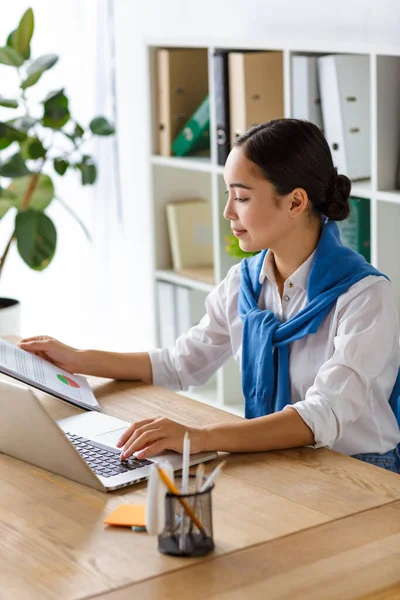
[147,42,400,417]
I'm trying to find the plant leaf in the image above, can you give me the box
[20,69,42,90]
[53,158,69,176]
[74,122,84,138]
[15,8,34,58]
[0,121,27,150]
[9,173,54,211]
[0,187,18,219]
[43,88,63,103]
[0,152,30,177]
[0,46,24,67]
[7,29,30,60]
[15,209,57,271]
[89,116,115,136]
[27,53,58,76]
[19,137,46,160]
[0,122,28,141]
[0,198,15,219]
[21,53,59,89]
[0,187,17,200]
[42,89,70,129]
[0,97,18,109]
[76,159,97,185]
[9,116,37,132]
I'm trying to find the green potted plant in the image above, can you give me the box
[0,8,115,334]
[225,233,258,259]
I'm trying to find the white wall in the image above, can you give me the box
[1,0,399,354]
[0,1,100,348]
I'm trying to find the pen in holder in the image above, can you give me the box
[158,474,215,557]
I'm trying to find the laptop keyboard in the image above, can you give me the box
[65,432,153,478]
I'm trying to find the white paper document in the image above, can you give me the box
[0,339,99,410]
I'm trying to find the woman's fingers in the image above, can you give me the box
[121,428,165,459]
[116,419,157,447]
[19,335,50,343]
[18,339,51,353]
[136,441,167,459]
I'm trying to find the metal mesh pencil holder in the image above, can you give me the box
[158,474,215,557]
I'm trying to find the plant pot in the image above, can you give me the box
[0,298,21,336]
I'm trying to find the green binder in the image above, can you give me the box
[172,96,210,157]
[337,196,370,262]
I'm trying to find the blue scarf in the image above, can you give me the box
[239,219,400,424]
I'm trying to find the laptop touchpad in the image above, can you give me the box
[95,427,128,449]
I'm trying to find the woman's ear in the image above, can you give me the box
[288,188,309,216]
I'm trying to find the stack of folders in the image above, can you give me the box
[166,198,214,275]
[172,96,210,157]
[337,196,371,262]
[317,54,371,180]
[213,50,231,166]
[156,48,208,156]
[291,55,323,130]
[228,51,284,147]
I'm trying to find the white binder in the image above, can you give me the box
[156,281,177,347]
[318,54,370,180]
[175,285,192,336]
[291,56,323,130]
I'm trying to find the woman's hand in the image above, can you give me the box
[17,336,81,373]
[116,417,207,460]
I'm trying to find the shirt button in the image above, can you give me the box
[288,281,293,288]
[283,295,290,302]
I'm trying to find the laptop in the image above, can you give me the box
[0,380,218,492]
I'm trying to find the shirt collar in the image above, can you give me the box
[259,249,316,291]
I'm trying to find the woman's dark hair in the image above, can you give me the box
[234,119,351,221]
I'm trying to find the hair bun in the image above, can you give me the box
[323,170,351,221]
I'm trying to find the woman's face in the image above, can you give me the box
[223,146,293,253]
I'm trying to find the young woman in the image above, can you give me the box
[19,119,400,473]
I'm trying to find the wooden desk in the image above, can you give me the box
[1,368,400,599]
[94,501,400,600]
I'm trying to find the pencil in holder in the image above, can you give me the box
[158,474,215,557]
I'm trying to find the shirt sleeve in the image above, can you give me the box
[149,267,238,391]
[287,277,400,449]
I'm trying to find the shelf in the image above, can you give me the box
[376,190,400,204]
[150,154,213,173]
[155,269,215,293]
[350,180,372,198]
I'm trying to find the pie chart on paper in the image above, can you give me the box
[57,374,80,388]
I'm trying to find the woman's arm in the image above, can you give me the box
[117,407,314,459]
[17,337,153,383]
[203,407,314,452]
[77,349,153,382]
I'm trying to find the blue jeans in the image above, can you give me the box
[351,442,400,473]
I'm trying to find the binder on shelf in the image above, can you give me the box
[156,281,177,347]
[156,48,208,157]
[172,96,210,157]
[291,55,323,130]
[166,198,214,272]
[213,50,231,166]
[175,285,192,335]
[337,196,370,262]
[318,54,370,180]
[228,51,284,146]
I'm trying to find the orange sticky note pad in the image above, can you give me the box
[104,504,146,527]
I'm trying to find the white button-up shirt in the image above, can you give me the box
[149,251,400,455]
